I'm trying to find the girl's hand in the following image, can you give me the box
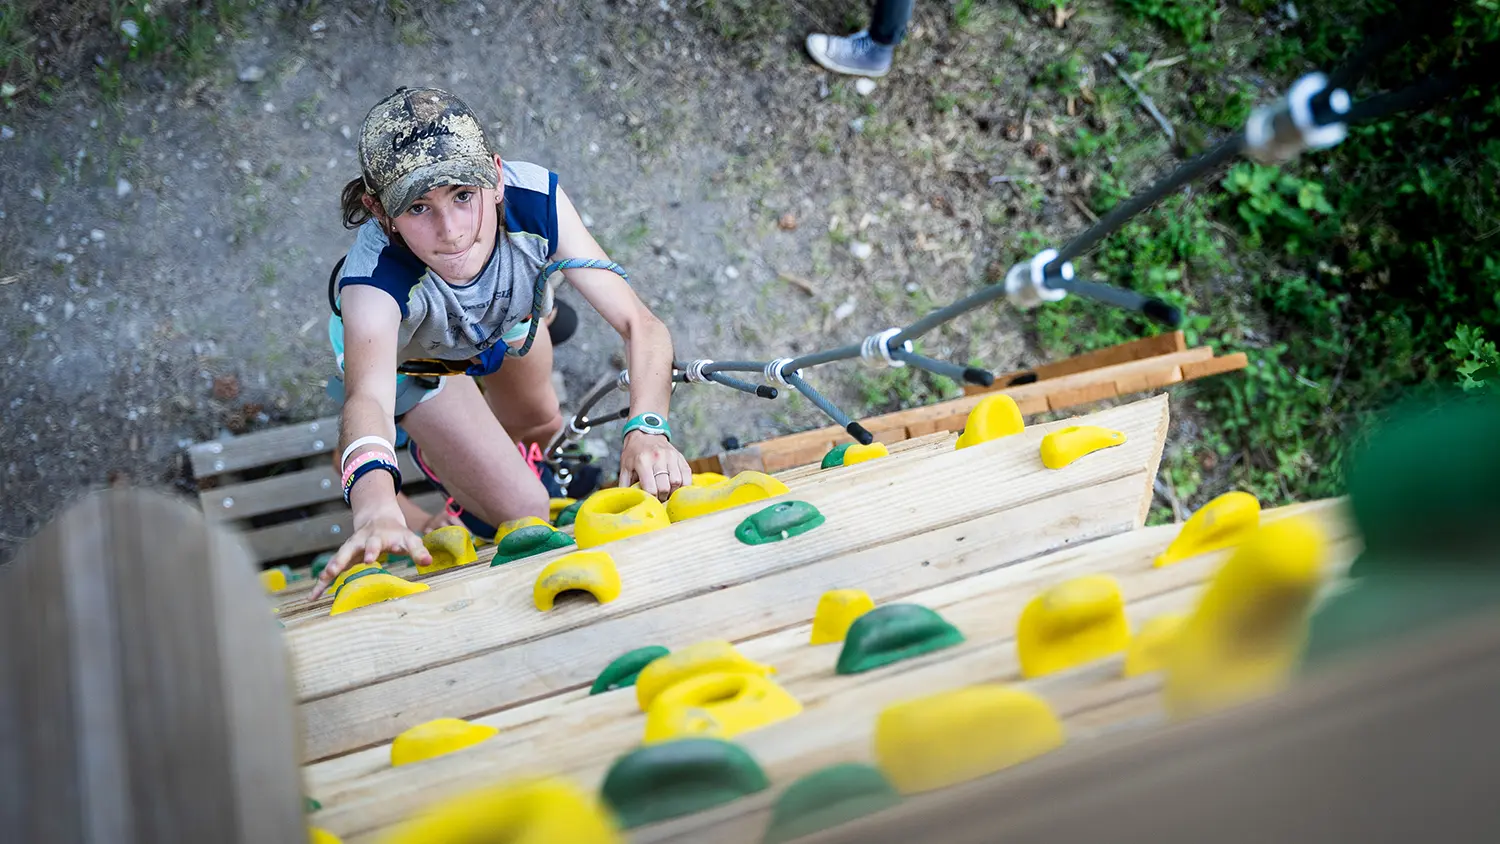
[309,503,433,601]
[619,431,692,502]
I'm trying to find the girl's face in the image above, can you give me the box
[384,154,503,284]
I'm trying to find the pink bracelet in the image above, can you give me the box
[342,451,391,491]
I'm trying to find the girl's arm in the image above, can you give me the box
[312,285,432,599]
[552,186,692,500]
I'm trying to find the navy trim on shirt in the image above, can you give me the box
[503,174,559,257]
[338,244,425,319]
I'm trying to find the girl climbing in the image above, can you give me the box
[312,87,691,600]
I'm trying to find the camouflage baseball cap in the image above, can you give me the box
[358,87,498,218]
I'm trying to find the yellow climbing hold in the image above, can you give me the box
[259,567,287,593]
[841,442,889,466]
[376,776,623,844]
[1017,575,1131,679]
[691,471,727,486]
[326,562,377,596]
[533,551,622,611]
[665,471,790,523]
[643,671,802,744]
[391,717,500,767]
[309,827,343,844]
[1154,491,1262,567]
[955,394,1025,450]
[810,589,876,645]
[418,525,478,574]
[1039,425,1127,469]
[1164,516,1326,719]
[574,488,670,549]
[1123,613,1186,677]
[495,516,553,543]
[329,572,430,616]
[548,497,578,523]
[874,685,1064,795]
[634,639,775,711]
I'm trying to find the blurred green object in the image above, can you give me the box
[1303,391,1500,669]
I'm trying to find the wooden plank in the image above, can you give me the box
[1181,352,1250,380]
[719,445,767,475]
[200,452,422,523]
[773,432,954,484]
[310,489,1341,800]
[276,432,966,621]
[188,416,340,480]
[687,455,724,475]
[964,333,1188,396]
[0,490,304,844]
[296,469,1152,762]
[1045,380,1122,411]
[738,350,1202,472]
[804,600,1500,844]
[312,500,1353,840]
[240,492,445,562]
[284,396,1168,705]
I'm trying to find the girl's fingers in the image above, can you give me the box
[409,532,433,565]
[638,457,660,498]
[665,456,684,493]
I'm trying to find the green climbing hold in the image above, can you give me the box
[304,795,322,813]
[735,501,826,546]
[310,551,335,581]
[555,499,584,527]
[1301,392,1500,669]
[600,738,769,829]
[836,604,964,675]
[591,645,670,695]
[491,524,576,566]
[821,443,852,469]
[763,763,901,844]
[333,566,388,601]
[1345,392,1500,579]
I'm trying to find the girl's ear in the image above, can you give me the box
[492,152,504,175]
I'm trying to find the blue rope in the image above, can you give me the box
[506,258,629,360]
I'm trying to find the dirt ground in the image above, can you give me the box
[0,0,1211,559]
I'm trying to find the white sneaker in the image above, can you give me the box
[805,30,894,78]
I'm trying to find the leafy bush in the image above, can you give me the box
[1116,0,1221,42]
[1449,325,1500,391]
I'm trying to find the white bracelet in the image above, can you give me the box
[340,435,397,470]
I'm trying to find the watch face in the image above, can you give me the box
[641,413,665,427]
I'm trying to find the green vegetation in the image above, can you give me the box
[1043,0,1500,509]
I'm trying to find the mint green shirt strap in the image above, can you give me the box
[623,412,671,442]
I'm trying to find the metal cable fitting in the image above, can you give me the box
[685,359,715,383]
[764,358,801,386]
[861,328,911,368]
[1005,248,1073,310]
[1245,72,1350,164]
[615,370,631,391]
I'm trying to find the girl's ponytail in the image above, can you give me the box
[340,177,374,229]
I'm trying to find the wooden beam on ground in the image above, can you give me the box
[239,491,445,562]
[287,398,1169,761]
[0,490,304,844]
[200,452,421,523]
[965,332,1188,396]
[189,416,340,481]
[734,349,1209,474]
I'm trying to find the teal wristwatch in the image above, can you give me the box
[622,412,672,442]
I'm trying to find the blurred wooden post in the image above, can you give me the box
[0,490,305,844]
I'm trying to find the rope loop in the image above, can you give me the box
[861,328,911,368]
